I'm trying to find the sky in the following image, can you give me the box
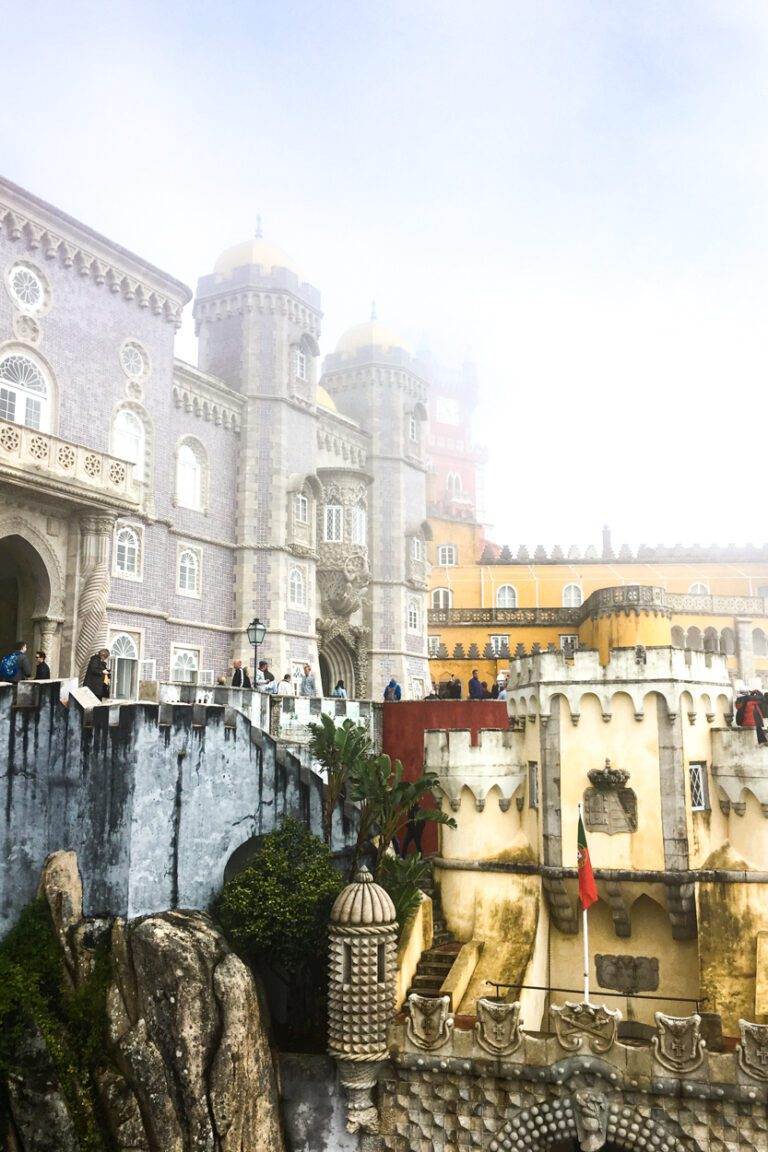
[3,0,768,551]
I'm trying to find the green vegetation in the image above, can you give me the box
[308,713,373,846]
[378,853,431,933]
[0,899,113,1150]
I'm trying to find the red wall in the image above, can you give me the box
[381,700,509,855]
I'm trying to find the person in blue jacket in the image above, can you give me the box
[383,678,402,701]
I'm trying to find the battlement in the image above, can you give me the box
[424,727,522,773]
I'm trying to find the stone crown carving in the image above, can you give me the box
[587,761,630,791]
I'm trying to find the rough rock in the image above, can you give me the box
[8,851,286,1152]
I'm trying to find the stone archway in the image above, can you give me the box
[490,1095,698,1152]
[0,531,54,659]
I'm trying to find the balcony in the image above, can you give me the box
[428,606,581,626]
[0,419,141,512]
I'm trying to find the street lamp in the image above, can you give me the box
[246,617,267,685]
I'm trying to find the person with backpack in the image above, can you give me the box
[383,678,402,702]
[0,641,32,683]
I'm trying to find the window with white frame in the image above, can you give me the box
[411,677,425,700]
[294,492,309,524]
[437,543,457,566]
[562,583,583,608]
[528,761,539,809]
[411,537,423,561]
[496,584,517,609]
[109,633,139,699]
[408,413,418,442]
[176,442,204,510]
[0,353,50,431]
[294,347,307,381]
[171,646,199,684]
[112,409,145,471]
[8,263,47,313]
[114,525,140,578]
[324,503,343,542]
[560,633,579,652]
[432,587,452,609]
[352,505,367,546]
[689,762,708,811]
[407,599,420,632]
[489,634,510,655]
[289,566,307,607]
[427,635,441,656]
[177,547,200,595]
[120,341,149,381]
[689,582,709,595]
[446,471,462,498]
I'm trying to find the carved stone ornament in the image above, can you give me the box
[652,1012,705,1073]
[595,953,659,995]
[406,993,454,1051]
[474,998,522,1056]
[335,1058,384,1135]
[737,1019,768,1081]
[584,760,637,835]
[572,1089,609,1152]
[550,1001,621,1054]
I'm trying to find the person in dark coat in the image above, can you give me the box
[231,660,252,689]
[468,669,483,699]
[739,691,767,745]
[84,648,110,700]
[400,802,424,856]
[447,675,462,699]
[34,650,51,679]
[0,641,32,682]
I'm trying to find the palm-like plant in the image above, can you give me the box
[308,713,372,847]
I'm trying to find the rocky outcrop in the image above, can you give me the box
[7,851,286,1152]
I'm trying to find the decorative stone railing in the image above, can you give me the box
[428,607,581,626]
[0,419,141,509]
[666,592,766,616]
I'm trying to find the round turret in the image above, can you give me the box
[330,863,396,926]
[334,320,411,357]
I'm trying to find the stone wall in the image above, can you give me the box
[0,680,354,938]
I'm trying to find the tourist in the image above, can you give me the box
[497,677,509,701]
[400,802,424,856]
[258,660,275,685]
[332,679,347,698]
[736,690,767,745]
[468,668,483,699]
[276,673,294,696]
[231,659,251,689]
[0,641,32,683]
[34,650,51,679]
[299,663,317,697]
[84,648,111,700]
[383,678,402,701]
[447,675,462,699]
[480,680,492,698]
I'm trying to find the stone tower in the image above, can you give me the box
[322,321,431,699]
[193,237,323,680]
[328,864,397,1134]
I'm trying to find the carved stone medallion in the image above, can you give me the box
[406,993,453,1051]
[595,954,659,995]
[550,1001,621,1054]
[652,1012,705,1072]
[474,998,522,1056]
[572,1089,609,1152]
[737,1019,768,1081]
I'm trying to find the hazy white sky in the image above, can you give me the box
[4,1,768,550]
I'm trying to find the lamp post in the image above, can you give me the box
[246,617,267,686]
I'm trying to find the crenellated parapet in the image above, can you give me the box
[424,728,525,812]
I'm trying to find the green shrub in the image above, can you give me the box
[378,853,430,937]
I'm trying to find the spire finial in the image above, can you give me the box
[255,214,263,239]
[370,299,377,322]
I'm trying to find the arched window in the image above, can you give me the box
[407,599,420,632]
[754,628,768,657]
[178,548,200,594]
[110,633,138,699]
[496,584,518,609]
[686,626,702,651]
[289,566,307,607]
[432,587,452,609]
[171,646,199,684]
[0,352,49,431]
[437,543,457,566]
[720,627,736,656]
[176,442,204,510]
[113,409,145,471]
[114,526,140,577]
[689,582,709,595]
[446,472,462,498]
[703,627,719,653]
[671,626,685,648]
[562,583,583,608]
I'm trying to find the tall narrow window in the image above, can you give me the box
[0,353,49,431]
[178,548,200,594]
[342,942,352,984]
[496,584,517,608]
[324,504,343,542]
[411,537,423,561]
[295,348,307,381]
[377,942,386,983]
[428,635,441,656]
[289,566,307,607]
[528,761,539,809]
[352,506,367,546]
[432,587,452,609]
[110,633,139,699]
[115,526,140,577]
[408,414,418,442]
[407,599,420,632]
[113,409,145,471]
[689,762,707,811]
[176,442,203,510]
[294,493,309,524]
[562,583,583,608]
[446,472,462,498]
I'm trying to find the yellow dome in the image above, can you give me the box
[335,320,411,356]
[214,237,302,278]
[316,384,337,412]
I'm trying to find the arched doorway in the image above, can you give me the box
[110,633,139,699]
[318,635,356,699]
[0,533,52,658]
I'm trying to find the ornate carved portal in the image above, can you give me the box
[317,617,369,699]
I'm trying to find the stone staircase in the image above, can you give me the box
[405,866,461,999]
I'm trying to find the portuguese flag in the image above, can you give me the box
[577,812,598,910]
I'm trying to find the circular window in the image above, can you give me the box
[120,341,149,380]
[7,263,47,313]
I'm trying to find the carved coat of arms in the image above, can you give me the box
[652,1012,705,1072]
[406,993,453,1051]
[737,1020,768,1081]
[474,998,522,1056]
[550,1001,621,1053]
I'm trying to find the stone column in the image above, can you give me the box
[74,515,115,681]
[735,617,755,684]
[32,616,63,675]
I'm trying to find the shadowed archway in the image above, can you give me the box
[0,533,52,657]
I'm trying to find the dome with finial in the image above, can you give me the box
[330,864,396,926]
[335,303,411,358]
[214,219,303,279]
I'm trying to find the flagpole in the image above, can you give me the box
[579,803,590,1003]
